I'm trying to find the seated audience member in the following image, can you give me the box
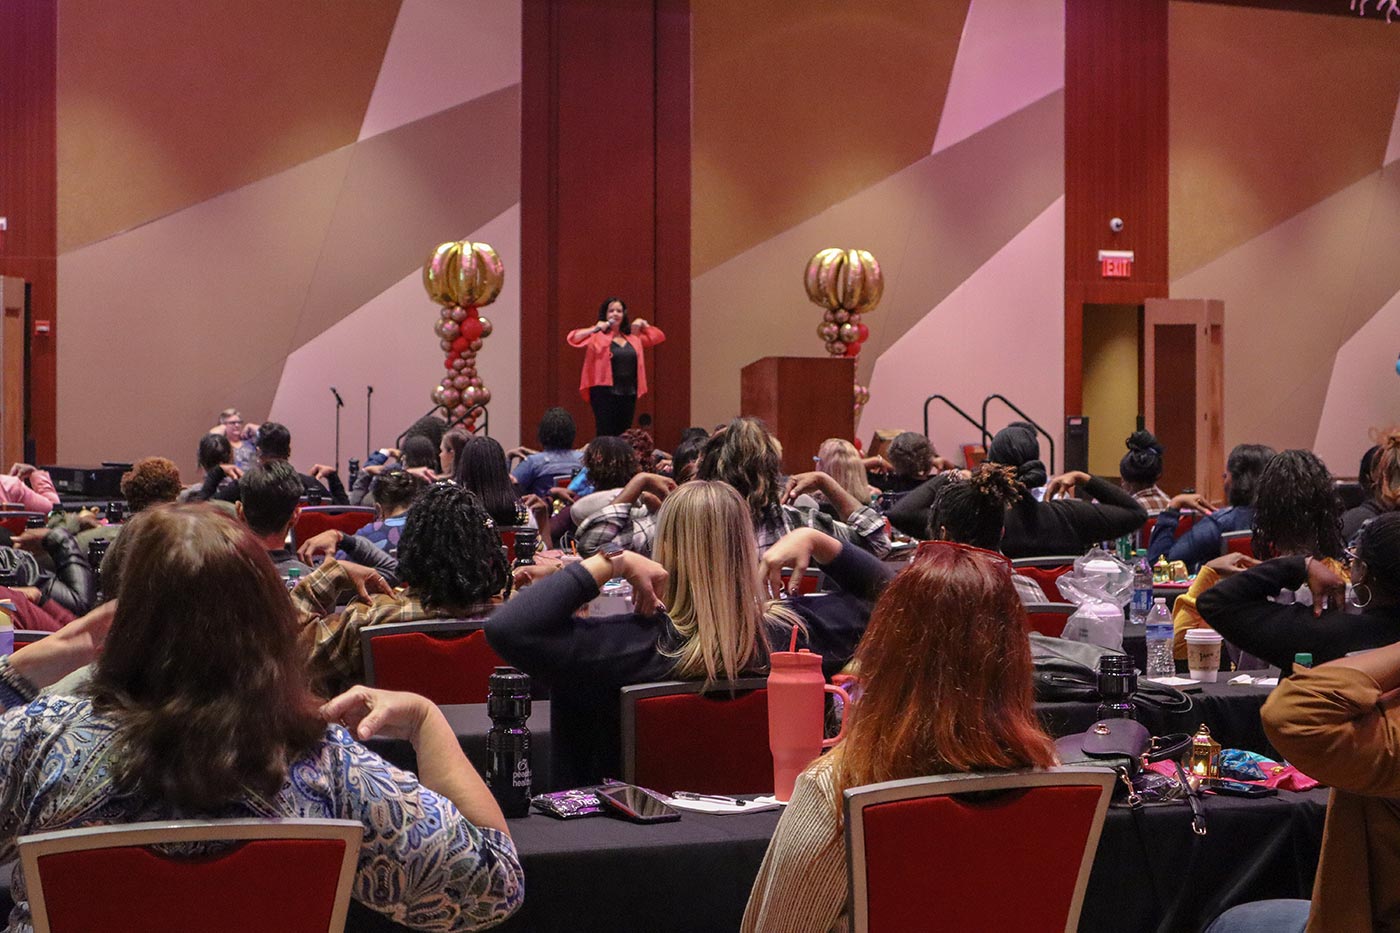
[208,407,260,470]
[455,436,540,532]
[350,434,438,505]
[237,461,317,579]
[567,436,641,527]
[866,431,949,495]
[889,423,1145,558]
[486,482,891,788]
[1172,449,1345,662]
[0,462,60,512]
[8,513,96,619]
[293,483,510,696]
[664,427,711,482]
[68,458,184,583]
[1147,443,1274,570]
[1343,433,1399,542]
[0,529,78,632]
[621,427,662,474]
[511,407,583,497]
[1197,510,1400,673]
[182,433,239,502]
[574,470,677,557]
[389,414,448,471]
[439,427,469,479]
[353,468,426,554]
[0,504,523,930]
[696,418,890,558]
[1120,430,1171,510]
[742,540,1056,933]
[214,422,348,505]
[815,438,875,509]
[925,464,1044,605]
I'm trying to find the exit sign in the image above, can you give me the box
[1098,249,1134,278]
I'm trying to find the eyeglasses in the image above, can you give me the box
[913,539,1014,574]
[222,419,243,427]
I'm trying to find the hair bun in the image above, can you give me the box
[1126,430,1162,454]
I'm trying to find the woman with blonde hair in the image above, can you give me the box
[816,438,873,506]
[742,538,1057,932]
[485,480,891,787]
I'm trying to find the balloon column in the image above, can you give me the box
[422,241,505,433]
[805,248,882,416]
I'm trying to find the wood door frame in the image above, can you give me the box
[1144,298,1225,503]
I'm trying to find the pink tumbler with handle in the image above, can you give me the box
[767,649,851,802]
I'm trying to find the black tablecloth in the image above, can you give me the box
[345,787,1327,933]
[1036,682,1279,758]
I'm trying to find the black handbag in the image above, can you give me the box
[1031,634,1194,716]
[1055,718,1206,835]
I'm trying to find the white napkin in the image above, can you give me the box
[662,795,785,815]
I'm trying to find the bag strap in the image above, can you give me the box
[1145,733,1193,765]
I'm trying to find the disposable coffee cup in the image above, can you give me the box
[1185,629,1223,683]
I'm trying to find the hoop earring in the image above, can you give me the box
[1354,583,1373,609]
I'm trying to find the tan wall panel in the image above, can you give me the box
[58,0,401,252]
[1082,305,1139,477]
[692,0,969,276]
[56,148,355,471]
[1169,1,1400,279]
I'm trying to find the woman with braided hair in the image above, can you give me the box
[925,464,1046,606]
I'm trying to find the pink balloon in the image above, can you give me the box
[469,338,483,352]
[452,374,471,390]
[440,388,461,407]
[450,306,467,323]
[451,357,468,372]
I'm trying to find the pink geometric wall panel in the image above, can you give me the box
[1314,285,1400,474]
[930,0,1064,156]
[359,0,522,141]
[860,198,1065,456]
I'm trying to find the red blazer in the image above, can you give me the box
[567,325,666,400]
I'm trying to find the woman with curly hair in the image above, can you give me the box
[1172,449,1345,663]
[292,482,511,695]
[926,464,1045,605]
[568,435,641,526]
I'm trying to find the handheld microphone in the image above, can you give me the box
[330,386,344,406]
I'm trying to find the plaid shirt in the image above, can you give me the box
[575,502,658,557]
[291,557,494,696]
[753,502,891,559]
[1132,485,1171,512]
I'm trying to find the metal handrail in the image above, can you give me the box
[922,395,989,447]
[980,394,1055,474]
[395,405,490,447]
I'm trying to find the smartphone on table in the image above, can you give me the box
[1206,780,1277,798]
[596,783,681,823]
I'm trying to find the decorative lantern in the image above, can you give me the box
[1186,724,1221,782]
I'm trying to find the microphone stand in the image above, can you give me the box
[365,386,374,458]
[330,386,344,471]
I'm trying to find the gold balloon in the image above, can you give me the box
[479,315,493,339]
[817,322,837,342]
[838,323,859,344]
[455,241,506,308]
[802,247,884,313]
[825,340,846,357]
[423,241,462,306]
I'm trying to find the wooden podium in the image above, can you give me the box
[740,357,854,474]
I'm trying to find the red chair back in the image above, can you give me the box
[781,568,824,595]
[20,819,360,933]
[960,444,986,471]
[1139,510,1199,550]
[292,507,376,548]
[846,770,1114,933]
[1221,530,1254,558]
[1013,565,1073,601]
[0,513,46,536]
[622,680,772,795]
[1023,602,1076,638]
[362,621,504,705]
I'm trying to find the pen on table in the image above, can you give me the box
[673,791,747,806]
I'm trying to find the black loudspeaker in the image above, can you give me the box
[1064,416,1089,474]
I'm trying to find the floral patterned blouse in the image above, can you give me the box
[0,695,523,932]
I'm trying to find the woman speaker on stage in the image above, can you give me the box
[567,297,666,437]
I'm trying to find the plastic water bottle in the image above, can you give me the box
[1130,549,1154,625]
[486,667,532,818]
[589,578,634,617]
[284,566,301,591]
[1145,597,1175,678]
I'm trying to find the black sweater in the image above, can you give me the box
[888,473,1146,558]
[484,543,893,788]
[1196,556,1400,674]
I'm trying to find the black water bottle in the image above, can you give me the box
[486,667,533,818]
[24,514,44,530]
[511,528,538,570]
[1096,654,1138,721]
[88,537,110,602]
[348,458,360,491]
[105,501,124,524]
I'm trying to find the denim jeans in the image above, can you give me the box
[1204,899,1310,933]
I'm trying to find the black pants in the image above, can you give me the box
[589,387,636,437]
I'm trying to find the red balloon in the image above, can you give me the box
[844,342,860,358]
[460,318,484,342]
[451,336,469,354]
[444,355,458,370]
[463,304,480,320]
[856,323,869,341]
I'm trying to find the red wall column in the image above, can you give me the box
[0,0,57,462]
[522,0,692,450]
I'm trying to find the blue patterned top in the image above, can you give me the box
[0,695,523,932]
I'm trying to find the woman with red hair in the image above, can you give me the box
[742,538,1057,933]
